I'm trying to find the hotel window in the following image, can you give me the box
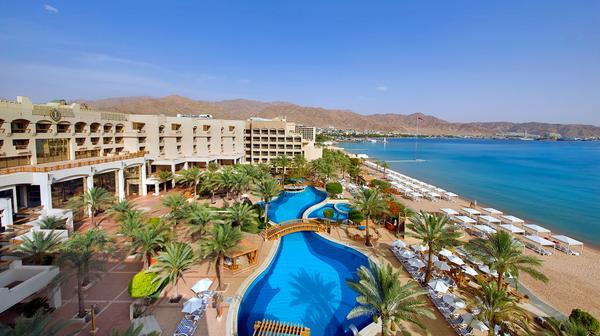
[75,149,100,160]
[13,139,29,150]
[132,122,145,132]
[91,137,100,145]
[90,123,100,133]
[35,138,70,164]
[103,123,113,133]
[228,126,235,132]
[159,125,165,134]
[11,119,30,133]
[203,125,210,132]
[171,124,181,131]
[56,122,70,133]
[51,178,84,209]
[76,138,85,146]
[75,122,86,133]
[36,121,52,133]
[0,156,30,169]
[115,124,124,133]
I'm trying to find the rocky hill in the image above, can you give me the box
[81,95,600,137]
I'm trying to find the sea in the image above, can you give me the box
[339,138,600,246]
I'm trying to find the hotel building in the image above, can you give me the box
[0,96,321,314]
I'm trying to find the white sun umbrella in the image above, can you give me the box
[442,294,466,309]
[434,260,451,271]
[191,278,213,294]
[461,313,474,324]
[411,244,428,252]
[182,297,205,313]
[482,207,503,215]
[408,258,426,268]
[391,240,406,249]
[462,208,481,216]
[478,264,499,277]
[448,255,465,266]
[428,279,450,293]
[439,248,453,257]
[462,266,479,277]
[470,319,489,332]
[398,250,415,259]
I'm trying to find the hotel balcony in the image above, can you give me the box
[0,151,146,174]
[0,260,60,314]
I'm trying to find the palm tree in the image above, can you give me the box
[157,170,174,192]
[202,170,220,204]
[177,167,204,199]
[109,324,159,336]
[291,155,308,179]
[0,309,76,336]
[346,260,434,336]
[67,186,115,227]
[132,219,170,269]
[312,158,338,184]
[407,211,461,283]
[347,164,362,184]
[59,228,112,317]
[17,230,63,265]
[186,203,217,240]
[199,223,242,291]
[117,210,144,239]
[207,161,220,173]
[38,216,66,230]
[396,205,415,238]
[161,193,188,226]
[225,202,259,233]
[231,172,251,200]
[381,161,389,178]
[217,168,235,200]
[108,199,134,221]
[352,188,387,247]
[465,230,548,288]
[150,242,195,301]
[465,281,529,336]
[533,317,590,336]
[252,178,281,225]
[272,155,291,185]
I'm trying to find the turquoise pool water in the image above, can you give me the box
[237,232,371,336]
[308,203,352,221]
[267,186,327,224]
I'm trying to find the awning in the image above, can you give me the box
[474,224,496,234]
[482,207,503,215]
[499,224,525,234]
[479,215,500,224]
[462,208,481,216]
[455,216,476,224]
[525,235,555,246]
[501,215,524,224]
[523,224,551,234]
[552,235,583,246]
[441,208,459,216]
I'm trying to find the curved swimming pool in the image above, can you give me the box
[267,186,327,224]
[237,232,370,336]
[307,202,353,221]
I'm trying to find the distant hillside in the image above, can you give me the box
[82,95,600,138]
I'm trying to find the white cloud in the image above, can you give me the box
[44,4,59,14]
[375,86,388,92]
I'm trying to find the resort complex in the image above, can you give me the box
[0,96,598,336]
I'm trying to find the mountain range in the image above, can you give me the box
[81,95,600,138]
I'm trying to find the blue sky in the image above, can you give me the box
[0,1,599,125]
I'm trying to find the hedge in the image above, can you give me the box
[129,271,161,299]
[323,208,335,219]
[348,209,365,223]
[369,179,391,190]
[570,308,600,334]
[325,182,343,196]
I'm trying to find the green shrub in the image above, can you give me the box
[369,179,391,190]
[147,217,161,226]
[348,209,364,223]
[323,208,335,220]
[325,182,343,196]
[129,271,161,299]
[569,308,600,334]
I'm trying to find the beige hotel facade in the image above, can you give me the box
[0,96,321,313]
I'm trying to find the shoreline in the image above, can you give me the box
[337,146,600,317]
[337,142,599,249]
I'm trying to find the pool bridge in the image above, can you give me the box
[262,219,328,240]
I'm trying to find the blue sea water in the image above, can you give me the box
[237,232,371,336]
[339,138,600,245]
[267,186,327,224]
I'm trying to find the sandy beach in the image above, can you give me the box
[359,161,600,318]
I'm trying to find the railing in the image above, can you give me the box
[0,151,146,175]
[263,219,327,240]
[253,320,310,336]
